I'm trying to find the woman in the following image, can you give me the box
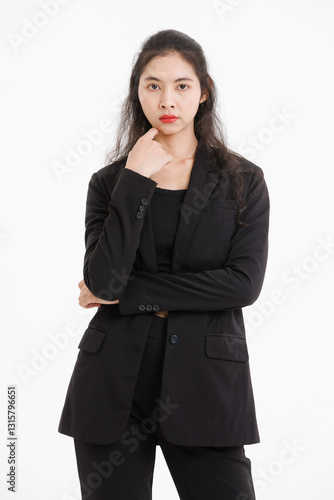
[58,29,270,499]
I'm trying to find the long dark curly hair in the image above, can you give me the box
[105,29,256,225]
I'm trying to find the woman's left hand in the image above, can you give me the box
[78,279,119,308]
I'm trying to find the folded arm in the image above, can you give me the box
[118,171,270,315]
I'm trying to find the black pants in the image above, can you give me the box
[74,315,256,500]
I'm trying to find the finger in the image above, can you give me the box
[79,296,91,308]
[145,127,159,139]
[79,294,90,307]
[78,287,88,300]
[80,284,91,297]
[78,288,89,304]
[79,286,98,308]
[85,302,101,309]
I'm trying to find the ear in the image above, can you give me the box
[200,92,208,104]
[199,76,213,104]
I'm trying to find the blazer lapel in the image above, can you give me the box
[137,144,220,275]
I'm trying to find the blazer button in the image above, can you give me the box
[141,198,148,206]
[146,304,153,311]
[169,335,179,345]
[136,212,143,219]
[138,204,145,212]
[152,304,160,312]
[138,304,146,311]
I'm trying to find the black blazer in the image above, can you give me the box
[58,144,270,446]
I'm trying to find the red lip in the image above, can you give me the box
[159,114,178,123]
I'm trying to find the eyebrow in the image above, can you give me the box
[143,76,194,82]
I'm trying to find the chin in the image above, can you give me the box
[156,122,181,134]
[157,129,178,137]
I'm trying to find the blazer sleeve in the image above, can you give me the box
[83,166,158,299]
[118,170,270,315]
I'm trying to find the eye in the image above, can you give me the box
[147,84,189,91]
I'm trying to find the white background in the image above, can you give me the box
[1,0,333,498]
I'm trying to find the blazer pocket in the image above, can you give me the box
[205,333,249,362]
[78,324,107,353]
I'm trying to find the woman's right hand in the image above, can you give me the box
[124,128,174,178]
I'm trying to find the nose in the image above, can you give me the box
[160,88,175,110]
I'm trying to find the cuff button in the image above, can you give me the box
[169,335,179,345]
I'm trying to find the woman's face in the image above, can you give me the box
[138,52,207,137]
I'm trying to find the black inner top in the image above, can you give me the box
[150,186,187,274]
